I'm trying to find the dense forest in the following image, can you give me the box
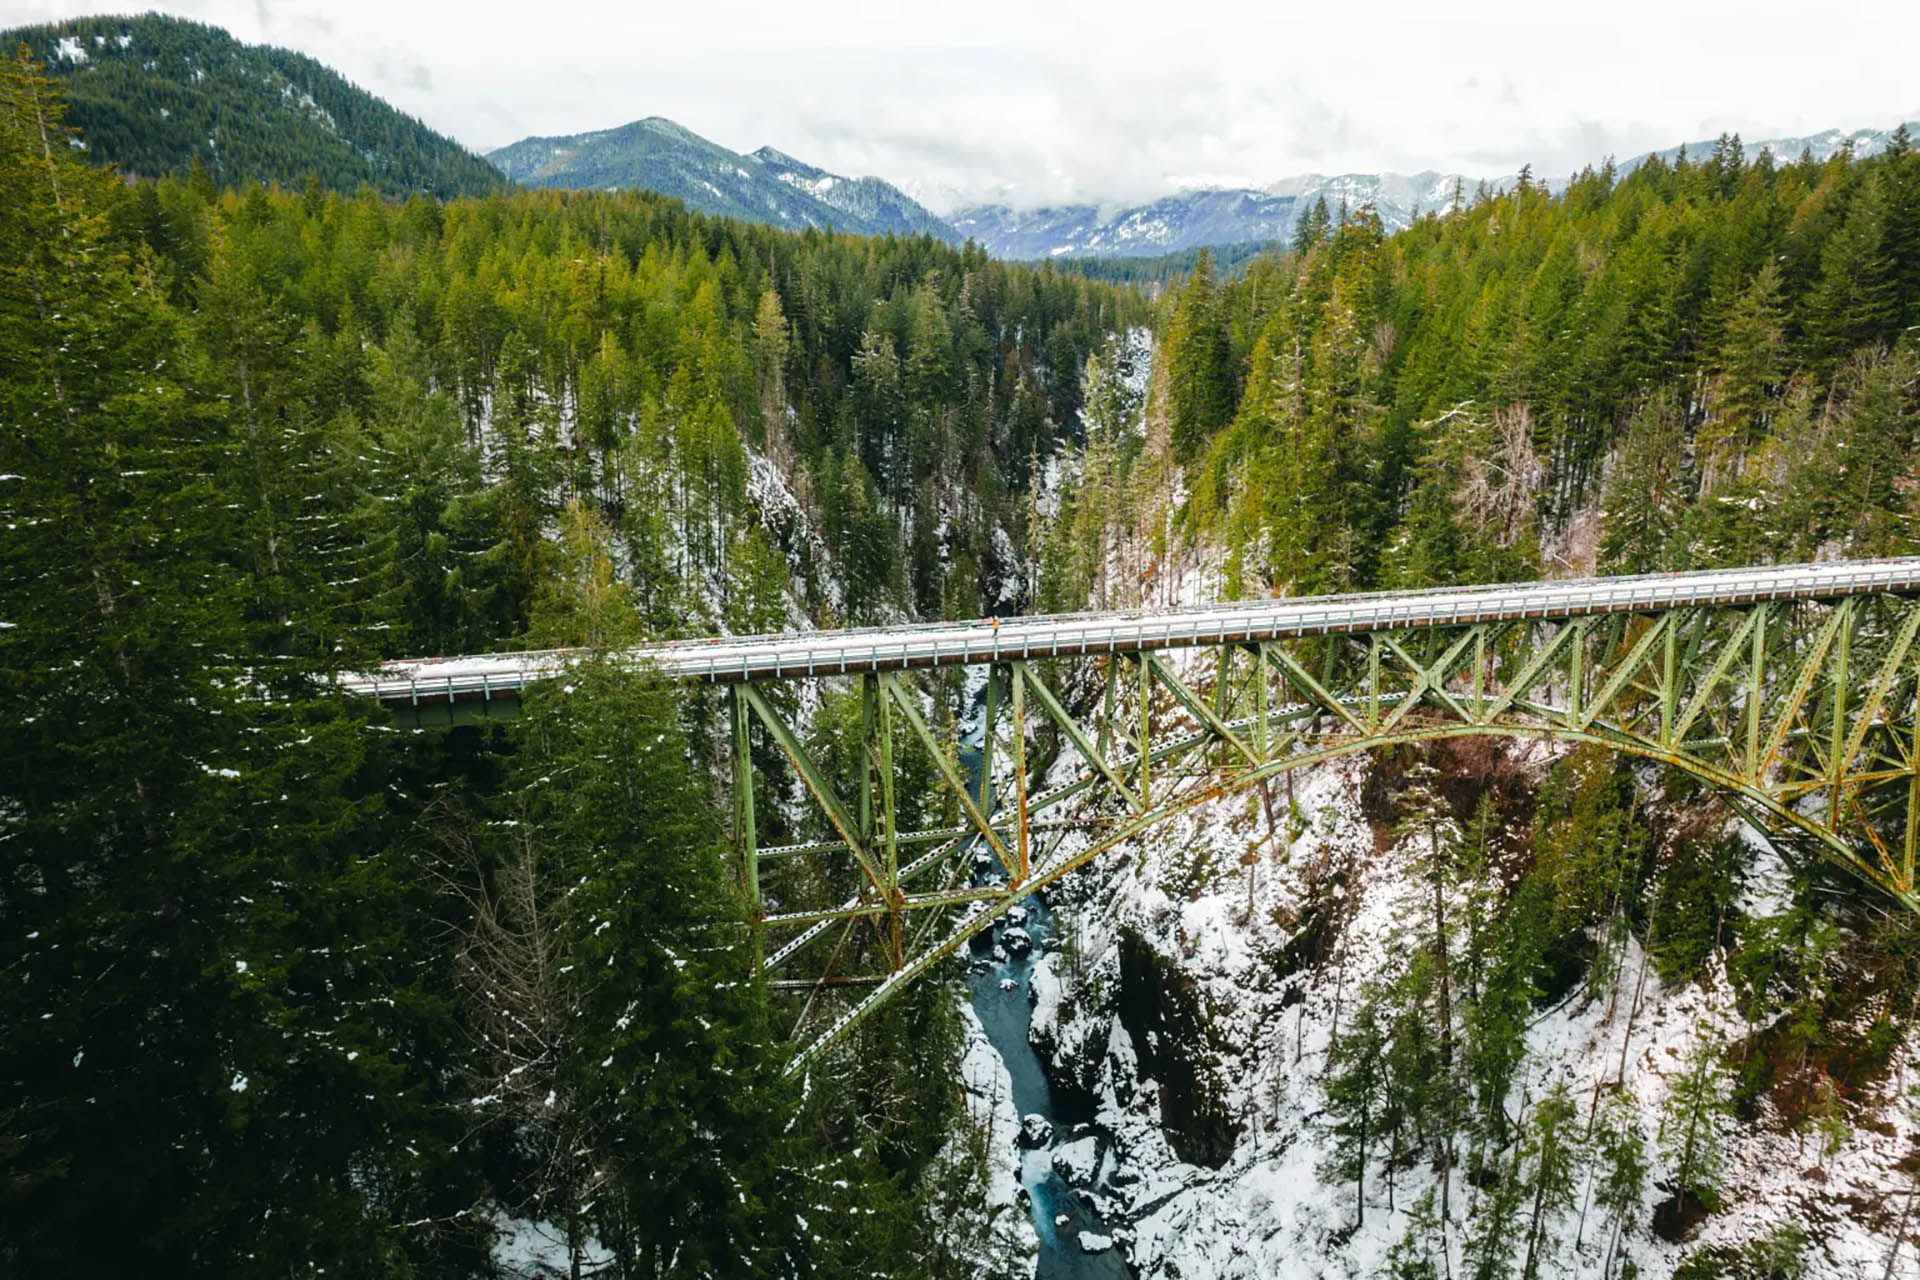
[13,11,1920,1272]
[1040,135,1920,611]
[3,14,506,197]
[1030,239,1278,290]
[0,50,1140,1277]
[1024,120,1920,1280]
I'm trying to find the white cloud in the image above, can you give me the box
[9,0,1919,209]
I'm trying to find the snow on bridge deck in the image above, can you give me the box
[343,558,1920,706]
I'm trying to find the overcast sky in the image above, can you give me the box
[7,0,1919,210]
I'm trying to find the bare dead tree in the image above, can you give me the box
[1455,403,1544,548]
[450,815,612,1278]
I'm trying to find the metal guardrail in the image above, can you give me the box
[341,557,1920,705]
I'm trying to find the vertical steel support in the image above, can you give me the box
[1745,604,1768,780]
[1136,653,1152,805]
[1829,599,1855,832]
[1012,663,1029,884]
[1366,635,1382,730]
[877,678,900,968]
[1660,613,1680,745]
[1471,628,1486,721]
[730,685,761,968]
[1567,621,1586,724]
[1100,655,1116,758]
[859,673,878,842]
[982,664,1002,816]
[1255,642,1271,762]
[1211,645,1230,768]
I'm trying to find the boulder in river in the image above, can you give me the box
[1079,1231,1114,1253]
[1017,1113,1053,1149]
[1051,1134,1101,1187]
[1002,927,1033,956]
[1006,905,1028,926]
[998,977,1018,992]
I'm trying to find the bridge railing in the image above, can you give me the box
[343,557,1920,705]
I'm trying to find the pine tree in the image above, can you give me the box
[1660,1035,1734,1216]
[1807,175,1901,362]
[1164,250,1233,461]
[1,53,478,1273]
[1320,992,1390,1230]
[1600,391,1693,573]
[1293,195,1333,254]
[1591,1088,1650,1280]
[1518,1083,1583,1279]
[1700,261,1787,480]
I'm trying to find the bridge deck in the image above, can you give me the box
[344,558,1920,705]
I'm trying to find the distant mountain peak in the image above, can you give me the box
[489,118,957,243]
[750,145,820,175]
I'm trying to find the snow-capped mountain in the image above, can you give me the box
[953,118,1919,261]
[488,118,958,242]
[749,146,957,242]
[490,113,1919,263]
[1264,170,1468,228]
[949,189,1301,260]
[1629,120,1919,173]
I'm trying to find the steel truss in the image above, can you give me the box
[737,594,1920,1073]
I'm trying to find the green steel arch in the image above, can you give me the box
[735,594,1920,1072]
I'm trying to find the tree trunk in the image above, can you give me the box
[1881,1171,1919,1280]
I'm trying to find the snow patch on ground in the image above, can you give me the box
[1028,737,1919,1280]
[947,999,1043,1274]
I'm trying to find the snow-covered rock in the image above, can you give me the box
[1017,1113,1054,1149]
[1051,1133,1102,1187]
[941,1001,1040,1274]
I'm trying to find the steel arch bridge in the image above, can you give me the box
[351,559,1920,1072]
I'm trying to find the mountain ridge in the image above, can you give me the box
[0,12,504,198]
[954,118,1920,259]
[488,117,959,243]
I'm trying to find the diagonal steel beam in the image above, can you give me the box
[740,683,886,895]
[1670,608,1765,749]
[1015,661,1143,810]
[1576,613,1670,733]
[880,673,1016,879]
[1148,652,1260,764]
[1379,630,1480,733]
[1262,643,1368,734]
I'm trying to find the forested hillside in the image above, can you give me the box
[2,13,504,197]
[0,50,1138,1277]
[1040,134,1920,611]
[1022,134,1920,1277]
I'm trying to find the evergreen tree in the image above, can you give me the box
[1701,261,1788,479]
[1517,1083,1582,1279]
[1660,1034,1735,1216]
[1320,992,1390,1229]
[1164,249,1233,461]
[1592,1087,1650,1280]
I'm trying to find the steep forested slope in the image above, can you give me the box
[1020,132,1920,1278]
[1040,132,1920,613]
[1,13,503,197]
[0,50,1137,1277]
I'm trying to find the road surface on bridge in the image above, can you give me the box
[344,557,1920,706]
